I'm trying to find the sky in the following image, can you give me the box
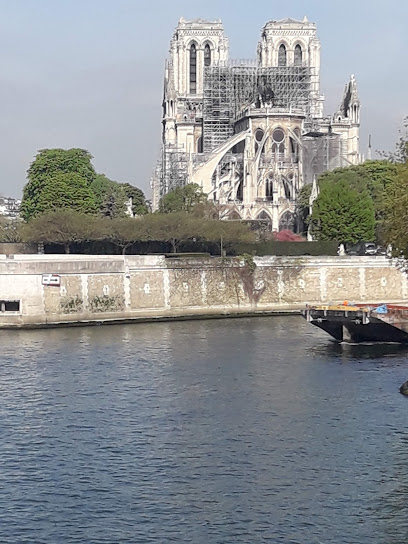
[0,0,407,198]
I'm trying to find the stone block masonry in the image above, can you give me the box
[0,254,406,328]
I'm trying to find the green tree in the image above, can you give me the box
[90,175,148,218]
[103,216,142,254]
[315,160,398,240]
[0,217,22,243]
[21,148,97,220]
[159,184,207,214]
[90,174,127,218]
[34,172,97,216]
[141,213,198,252]
[380,116,408,164]
[21,209,103,254]
[382,164,408,257]
[310,179,375,244]
[139,213,254,253]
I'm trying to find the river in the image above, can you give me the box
[1,316,408,543]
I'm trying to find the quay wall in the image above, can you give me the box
[0,254,407,328]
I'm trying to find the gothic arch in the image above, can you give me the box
[228,210,242,220]
[279,210,295,231]
[187,39,199,49]
[201,38,214,48]
[191,130,250,192]
[256,210,272,222]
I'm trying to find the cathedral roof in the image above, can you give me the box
[263,16,313,27]
[276,17,305,24]
[177,17,223,27]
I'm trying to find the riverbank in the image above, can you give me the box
[0,254,406,329]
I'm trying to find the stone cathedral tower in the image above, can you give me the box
[152,16,361,231]
[161,18,229,163]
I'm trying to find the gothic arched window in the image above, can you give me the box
[294,44,302,66]
[278,44,287,67]
[190,43,197,94]
[204,44,211,67]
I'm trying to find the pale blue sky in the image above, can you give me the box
[0,0,406,198]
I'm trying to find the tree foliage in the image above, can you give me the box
[0,217,22,243]
[317,161,397,222]
[309,160,398,242]
[21,209,104,254]
[382,164,408,257]
[90,174,127,218]
[159,184,207,214]
[89,175,148,218]
[34,172,97,216]
[21,148,97,220]
[21,149,148,222]
[380,116,408,164]
[310,179,375,244]
[22,209,255,254]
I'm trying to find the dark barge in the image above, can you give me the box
[303,304,408,343]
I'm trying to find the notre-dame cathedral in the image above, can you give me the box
[152,17,361,231]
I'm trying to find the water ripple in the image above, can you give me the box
[0,317,407,543]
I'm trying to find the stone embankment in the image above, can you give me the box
[0,254,406,328]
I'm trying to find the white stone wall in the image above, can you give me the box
[0,255,405,328]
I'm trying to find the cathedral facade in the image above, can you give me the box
[152,17,361,230]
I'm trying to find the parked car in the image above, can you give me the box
[345,242,384,256]
[364,243,377,255]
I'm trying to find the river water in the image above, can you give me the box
[1,316,408,544]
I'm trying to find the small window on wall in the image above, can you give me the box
[273,128,284,143]
[204,44,211,67]
[0,300,20,312]
[190,43,197,94]
[255,129,264,142]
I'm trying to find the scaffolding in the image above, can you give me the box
[161,146,189,195]
[302,132,344,185]
[156,60,314,203]
[203,62,312,152]
[202,65,234,152]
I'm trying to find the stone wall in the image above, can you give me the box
[0,254,406,328]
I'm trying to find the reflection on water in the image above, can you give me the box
[1,316,408,544]
[310,338,408,362]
